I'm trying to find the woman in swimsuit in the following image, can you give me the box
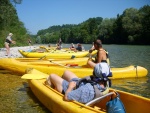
[87,39,109,68]
[4,33,16,56]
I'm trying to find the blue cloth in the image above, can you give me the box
[62,79,95,103]
[106,92,126,113]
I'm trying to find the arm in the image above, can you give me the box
[11,40,16,44]
[7,36,16,44]
[64,81,76,101]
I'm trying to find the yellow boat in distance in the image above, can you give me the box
[24,69,150,113]
[0,58,148,79]
[18,49,97,59]
[39,46,69,52]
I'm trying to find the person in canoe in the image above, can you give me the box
[87,39,110,68]
[76,43,83,51]
[69,43,76,51]
[45,62,112,104]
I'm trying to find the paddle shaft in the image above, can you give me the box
[50,61,69,68]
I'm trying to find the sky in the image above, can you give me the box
[13,0,150,35]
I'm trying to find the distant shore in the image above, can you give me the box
[0,46,36,58]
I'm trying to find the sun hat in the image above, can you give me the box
[93,63,102,77]
[9,33,13,36]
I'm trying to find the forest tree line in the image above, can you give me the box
[0,0,150,48]
[36,5,150,45]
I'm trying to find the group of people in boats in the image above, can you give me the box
[54,41,85,52]
[69,43,85,51]
[4,33,115,104]
[45,39,115,104]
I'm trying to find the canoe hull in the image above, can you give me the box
[28,69,150,113]
[18,49,97,58]
[0,58,148,79]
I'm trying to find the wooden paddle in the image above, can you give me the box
[21,74,47,79]
[50,61,70,68]
[38,54,47,60]
[39,54,76,60]
[50,60,82,68]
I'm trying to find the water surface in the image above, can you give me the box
[0,44,150,112]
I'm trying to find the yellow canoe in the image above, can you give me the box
[0,58,148,79]
[18,49,97,59]
[25,69,150,113]
[15,57,88,64]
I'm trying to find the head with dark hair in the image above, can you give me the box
[94,39,102,49]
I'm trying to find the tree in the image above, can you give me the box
[139,5,150,45]
[121,8,142,44]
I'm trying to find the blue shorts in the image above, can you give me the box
[62,78,79,94]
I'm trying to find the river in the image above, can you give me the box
[0,44,150,113]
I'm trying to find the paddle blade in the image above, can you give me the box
[21,74,47,79]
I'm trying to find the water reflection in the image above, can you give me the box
[111,77,150,98]
[0,71,49,113]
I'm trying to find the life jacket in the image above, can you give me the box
[76,71,112,99]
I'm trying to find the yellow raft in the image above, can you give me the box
[18,49,97,59]
[0,58,148,79]
[24,69,150,113]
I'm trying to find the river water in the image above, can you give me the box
[0,44,150,113]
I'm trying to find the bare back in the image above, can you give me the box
[96,49,107,63]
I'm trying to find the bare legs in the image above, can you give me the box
[46,70,78,93]
[5,43,10,56]
[62,70,78,81]
[46,74,63,92]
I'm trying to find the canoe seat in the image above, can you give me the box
[85,92,114,106]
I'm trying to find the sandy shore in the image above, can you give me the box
[0,46,37,58]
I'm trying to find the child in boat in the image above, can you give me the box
[45,62,112,104]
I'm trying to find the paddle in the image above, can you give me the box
[39,54,76,60]
[21,68,49,79]
[21,74,47,79]
[39,54,47,60]
[50,61,69,68]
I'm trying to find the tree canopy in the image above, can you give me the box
[36,5,150,45]
[0,0,30,47]
[0,1,149,47]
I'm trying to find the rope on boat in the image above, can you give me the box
[134,65,138,78]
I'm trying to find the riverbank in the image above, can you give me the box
[0,46,36,58]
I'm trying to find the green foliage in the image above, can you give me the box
[0,1,149,46]
[0,0,30,48]
[35,5,150,45]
